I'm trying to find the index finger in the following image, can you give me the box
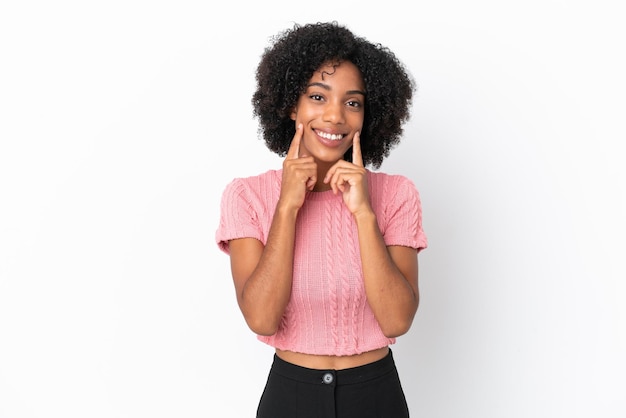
[286,123,303,159]
[352,131,364,167]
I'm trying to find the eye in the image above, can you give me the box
[309,94,324,101]
[346,100,362,108]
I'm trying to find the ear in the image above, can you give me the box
[290,108,297,120]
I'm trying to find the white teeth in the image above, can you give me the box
[318,131,344,141]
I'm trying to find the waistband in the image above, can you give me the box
[269,349,397,386]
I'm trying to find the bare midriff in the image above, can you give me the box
[275,346,389,370]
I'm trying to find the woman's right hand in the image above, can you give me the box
[279,123,317,210]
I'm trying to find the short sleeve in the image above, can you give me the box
[215,178,264,254]
[382,177,428,252]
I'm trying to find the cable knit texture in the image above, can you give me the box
[216,169,427,355]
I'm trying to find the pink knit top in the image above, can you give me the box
[216,169,427,356]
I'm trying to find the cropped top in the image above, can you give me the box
[215,169,427,356]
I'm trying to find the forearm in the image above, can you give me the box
[239,204,299,335]
[354,210,419,337]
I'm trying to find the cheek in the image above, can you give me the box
[352,110,365,124]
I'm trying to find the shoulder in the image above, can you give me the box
[222,169,282,195]
[366,170,418,193]
[366,170,422,215]
[226,169,282,186]
[219,169,282,212]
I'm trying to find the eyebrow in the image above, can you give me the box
[307,82,366,96]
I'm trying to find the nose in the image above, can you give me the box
[323,101,345,124]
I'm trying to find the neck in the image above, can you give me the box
[312,159,336,192]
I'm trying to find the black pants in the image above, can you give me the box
[257,349,409,418]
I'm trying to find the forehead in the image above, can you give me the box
[309,61,365,90]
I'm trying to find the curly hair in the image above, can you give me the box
[251,22,415,168]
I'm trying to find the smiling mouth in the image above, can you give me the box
[316,130,344,141]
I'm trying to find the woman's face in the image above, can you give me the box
[290,61,365,164]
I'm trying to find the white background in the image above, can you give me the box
[1,1,624,417]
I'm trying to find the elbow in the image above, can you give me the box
[244,314,280,336]
[380,317,414,338]
[380,298,419,338]
[238,294,284,336]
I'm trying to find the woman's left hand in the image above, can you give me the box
[323,131,371,215]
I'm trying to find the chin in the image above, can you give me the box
[316,151,347,163]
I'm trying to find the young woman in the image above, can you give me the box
[216,22,427,418]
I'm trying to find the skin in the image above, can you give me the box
[228,61,420,369]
